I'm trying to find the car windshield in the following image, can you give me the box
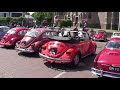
[7,29,16,34]
[106,41,120,49]
[25,31,39,37]
[113,33,120,36]
[96,31,104,34]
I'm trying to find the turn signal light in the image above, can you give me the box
[66,49,73,55]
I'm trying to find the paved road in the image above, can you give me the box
[0,41,107,78]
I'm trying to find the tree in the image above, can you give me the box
[6,17,12,25]
[32,12,54,25]
[17,16,25,26]
[58,20,67,27]
[66,20,73,27]
[32,12,45,24]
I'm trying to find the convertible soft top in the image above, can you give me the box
[49,36,71,41]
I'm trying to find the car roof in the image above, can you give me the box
[12,27,29,31]
[110,38,120,42]
[0,26,9,28]
[30,28,55,33]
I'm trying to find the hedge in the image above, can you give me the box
[0,17,26,25]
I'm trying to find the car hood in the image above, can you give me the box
[46,41,71,58]
[94,33,104,38]
[98,48,120,65]
[19,36,36,47]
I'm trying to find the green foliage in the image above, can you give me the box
[66,20,73,27]
[0,16,25,25]
[58,20,67,27]
[32,12,53,25]
[58,20,73,27]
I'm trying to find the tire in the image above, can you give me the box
[91,45,96,56]
[70,53,81,66]
[14,41,19,48]
[36,46,42,56]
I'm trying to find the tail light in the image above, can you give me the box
[42,45,46,50]
[66,49,73,56]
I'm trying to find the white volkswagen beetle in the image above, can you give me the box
[111,32,120,38]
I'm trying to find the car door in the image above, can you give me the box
[18,30,28,40]
[78,32,87,56]
[82,32,91,54]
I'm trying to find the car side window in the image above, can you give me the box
[51,32,57,36]
[42,32,51,38]
[83,33,89,40]
[18,30,28,35]
[3,28,9,32]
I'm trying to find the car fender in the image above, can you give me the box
[69,48,81,61]
[33,40,49,51]
[89,41,97,52]
[10,37,18,45]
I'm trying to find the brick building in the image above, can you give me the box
[54,12,119,30]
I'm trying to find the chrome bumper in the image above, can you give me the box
[39,53,71,62]
[91,68,120,78]
[16,47,34,53]
[0,42,12,47]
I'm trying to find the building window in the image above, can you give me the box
[88,12,92,19]
[4,13,6,17]
[11,13,22,17]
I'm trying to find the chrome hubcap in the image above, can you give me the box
[74,54,79,65]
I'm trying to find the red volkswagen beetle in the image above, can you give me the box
[0,27,29,48]
[92,30,107,42]
[39,31,96,66]
[16,28,58,53]
[91,38,120,78]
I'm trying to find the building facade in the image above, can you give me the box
[0,12,27,17]
[54,12,119,30]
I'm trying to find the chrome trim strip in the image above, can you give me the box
[16,48,34,53]
[39,53,71,62]
[91,68,120,78]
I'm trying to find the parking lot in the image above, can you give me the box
[0,41,106,78]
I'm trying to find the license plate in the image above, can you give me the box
[109,66,120,72]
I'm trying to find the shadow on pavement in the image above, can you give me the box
[44,54,96,72]
[18,52,40,58]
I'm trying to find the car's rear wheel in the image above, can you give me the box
[71,53,81,66]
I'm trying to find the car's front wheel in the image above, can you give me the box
[71,53,81,66]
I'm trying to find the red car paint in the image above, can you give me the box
[92,38,120,78]
[39,31,96,65]
[16,28,58,53]
[0,27,29,47]
[92,30,107,41]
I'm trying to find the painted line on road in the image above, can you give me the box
[53,72,66,78]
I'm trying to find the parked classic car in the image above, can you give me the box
[91,38,120,78]
[111,32,120,38]
[15,28,58,53]
[39,31,96,66]
[0,26,10,40]
[0,27,29,48]
[91,30,107,41]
